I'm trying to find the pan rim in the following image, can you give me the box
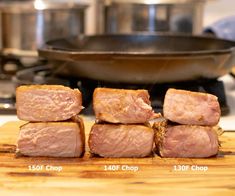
[40,33,235,57]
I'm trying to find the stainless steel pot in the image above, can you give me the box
[0,0,88,57]
[96,0,206,35]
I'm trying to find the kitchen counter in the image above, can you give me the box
[0,120,234,195]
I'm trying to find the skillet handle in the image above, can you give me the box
[38,48,74,61]
[228,47,235,78]
[224,47,235,70]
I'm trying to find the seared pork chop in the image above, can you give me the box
[93,88,157,124]
[16,85,83,122]
[89,124,154,158]
[163,88,220,126]
[17,116,85,157]
[153,121,219,158]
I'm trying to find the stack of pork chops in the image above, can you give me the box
[15,85,221,158]
[154,88,220,158]
[16,85,85,157]
[88,88,158,158]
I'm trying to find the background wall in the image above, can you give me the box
[204,0,235,26]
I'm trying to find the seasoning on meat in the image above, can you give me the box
[153,121,219,158]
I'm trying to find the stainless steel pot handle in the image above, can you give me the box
[224,47,235,69]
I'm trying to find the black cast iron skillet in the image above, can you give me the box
[38,34,235,84]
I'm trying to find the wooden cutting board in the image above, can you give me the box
[0,119,235,196]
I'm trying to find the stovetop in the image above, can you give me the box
[0,78,16,113]
[0,65,235,130]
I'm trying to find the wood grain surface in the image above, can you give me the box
[0,119,235,196]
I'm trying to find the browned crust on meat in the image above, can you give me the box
[152,120,167,156]
[166,88,219,99]
[93,87,151,104]
[72,116,85,157]
[153,121,220,157]
[17,85,75,91]
[93,88,149,96]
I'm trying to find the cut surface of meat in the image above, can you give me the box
[163,88,220,126]
[16,85,83,122]
[153,121,219,158]
[17,116,85,157]
[89,124,154,158]
[93,88,157,124]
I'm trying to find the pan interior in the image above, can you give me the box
[45,34,235,54]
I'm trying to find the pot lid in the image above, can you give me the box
[0,0,88,13]
[105,0,207,5]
